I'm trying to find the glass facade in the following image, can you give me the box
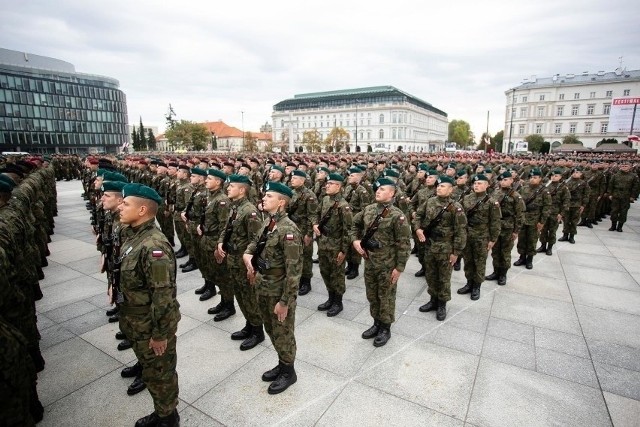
[0,61,128,154]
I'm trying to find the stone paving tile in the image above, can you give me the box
[486,317,535,346]
[534,327,590,359]
[535,347,599,388]
[43,300,100,323]
[504,273,572,302]
[569,281,640,315]
[587,339,640,372]
[575,304,640,349]
[594,362,640,401]
[603,392,640,427]
[481,334,536,371]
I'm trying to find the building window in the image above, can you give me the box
[392,128,397,139]
[603,104,611,115]
[624,89,630,96]
[571,105,579,116]
[520,107,527,118]
[574,93,580,100]
[557,106,564,116]
[559,93,565,100]
[590,92,596,99]
[367,131,371,140]
[392,113,397,123]
[585,123,592,133]
[521,96,528,102]
[554,123,562,134]
[606,90,612,97]
[518,124,525,135]
[535,124,543,134]
[569,124,576,134]
[601,123,608,133]
[539,94,545,101]
[379,114,384,124]
[587,104,595,115]
[537,106,545,117]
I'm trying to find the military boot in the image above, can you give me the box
[117,339,132,351]
[373,323,391,347]
[327,293,344,317]
[121,361,142,378]
[181,258,198,273]
[485,271,499,281]
[346,264,360,280]
[525,255,534,269]
[174,246,187,258]
[240,324,265,351]
[268,363,297,395]
[578,219,588,227]
[207,299,225,315]
[545,244,553,256]
[127,375,146,396]
[513,254,526,266]
[586,220,593,229]
[436,300,447,321]
[231,321,252,340]
[536,243,547,253]
[179,257,194,269]
[419,295,437,312]
[558,233,569,242]
[344,262,353,275]
[608,221,617,231]
[361,320,380,339]
[262,363,282,382]
[106,306,119,317]
[470,283,481,301]
[453,258,461,271]
[194,281,207,294]
[457,282,472,294]
[135,413,159,427]
[497,269,507,286]
[317,291,334,311]
[199,281,217,301]
[156,410,180,427]
[214,300,236,322]
[108,313,120,323]
[298,277,311,296]
[617,222,624,232]
[568,234,575,244]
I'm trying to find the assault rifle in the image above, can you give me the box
[456,186,472,203]
[221,207,238,251]
[361,205,390,255]
[499,182,522,207]
[251,217,276,274]
[109,226,122,305]
[199,195,207,232]
[524,181,551,209]
[423,201,453,242]
[317,200,339,236]
[185,191,196,220]
[466,194,490,223]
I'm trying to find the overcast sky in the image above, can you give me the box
[3,0,639,140]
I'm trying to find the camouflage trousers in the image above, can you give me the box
[363,263,397,324]
[131,335,179,418]
[585,195,599,221]
[562,207,581,235]
[258,295,296,365]
[462,237,489,285]
[228,255,262,326]
[424,250,453,302]
[301,241,313,279]
[173,214,188,252]
[611,197,631,224]
[156,210,175,244]
[183,222,199,262]
[318,248,346,295]
[516,224,539,257]
[539,215,561,245]
[201,237,233,300]
[491,229,515,272]
[346,245,362,267]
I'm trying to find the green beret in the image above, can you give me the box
[191,167,207,177]
[529,168,542,177]
[122,183,163,205]
[437,175,455,186]
[291,169,308,179]
[552,168,563,175]
[317,167,330,174]
[456,169,467,177]
[97,168,107,177]
[356,165,367,172]
[376,178,396,187]
[0,174,16,188]
[207,169,227,181]
[572,167,584,173]
[43,155,52,162]
[418,163,429,172]
[264,181,293,198]
[427,169,439,176]
[271,165,285,174]
[447,163,457,169]
[498,171,513,180]
[484,168,493,174]
[473,174,489,182]
[327,173,344,182]
[383,168,399,178]
[226,174,252,185]
[347,167,362,175]
[101,181,127,193]
[0,179,13,193]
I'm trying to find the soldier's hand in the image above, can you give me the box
[609,195,613,201]
[242,254,254,274]
[274,302,288,322]
[197,225,203,236]
[416,229,426,242]
[511,233,518,241]
[303,235,312,247]
[353,240,366,257]
[449,254,458,266]
[557,214,562,222]
[149,338,167,356]
[536,223,544,232]
[180,212,187,222]
[313,224,321,237]
[390,268,401,286]
[579,206,584,214]
[487,241,495,251]
[216,243,226,258]
[336,251,346,265]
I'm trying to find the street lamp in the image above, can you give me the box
[508,88,516,154]
[355,99,359,152]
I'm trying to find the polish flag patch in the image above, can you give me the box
[285,234,295,240]
[152,250,164,258]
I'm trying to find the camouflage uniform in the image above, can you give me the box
[288,185,318,285]
[539,180,570,251]
[118,218,181,418]
[516,183,551,265]
[343,182,371,277]
[608,168,640,230]
[488,186,525,284]
[174,178,192,254]
[157,175,175,245]
[183,183,207,270]
[561,178,590,240]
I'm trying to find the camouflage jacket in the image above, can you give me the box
[288,185,318,238]
[413,196,467,256]
[608,171,640,199]
[493,187,525,234]
[350,202,412,272]
[566,179,590,208]
[519,183,552,226]
[119,218,180,341]
[201,188,231,247]
[343,183,371,215]
[246,211,302,305]
[314,193,353,254]
[218,197,262,256]
[546,181,570,216]
[175,180,192,212]
[462,192,501,241]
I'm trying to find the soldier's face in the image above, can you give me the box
[500,177,514,188]
[268,170,282,181]
[290,175,305,188]
[119,197,143,225]
[473,181,489,193]
[529,176,542,185]
[375,185,395,203]
[226,183,246,200]
[347,173,361,184]
[101,192,122,211]
[436,183,453,197]
[168,167,177,176]
[205,175,222,190]
[262,191,285,213]
[426,175,437,186]
[94,177,103,189]
[325,181,341,195]
[551,174,562,182]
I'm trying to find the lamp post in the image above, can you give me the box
[355,99,359,152]
[508,88,516,154]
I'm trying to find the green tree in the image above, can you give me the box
[165,120,209,151]
[324,127,350,152]
[302,130,322,153]
[211,133,218,150]
[524,134,545,153]
[561,135,582,145]
[147,128,156,151]
[138,118,147,151]
[493,130,504,152]
[131,126,142,151]
[596,138,618,147]
[448,119,472,147]
[540,141,551,154]
[243,131,257,152]
[477,132,492,151]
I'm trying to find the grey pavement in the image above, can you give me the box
[36,181,640,426]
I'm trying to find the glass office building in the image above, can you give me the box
[0,48,128,154]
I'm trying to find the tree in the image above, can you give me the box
[561,135,582,145]
[211,133,218,150]
[131,126,142,151]
[243,131,257,152]
[524,134,545,153]
[596,138,618,147]
[477,132,492,151]
[540,141,551,154]
[164,120,209,151]
[302,130,322,153]
[324,127,350,152]
[147,128,156,151]
[493,130,504,152]
[138,118,147,151]
[448,120,472,148]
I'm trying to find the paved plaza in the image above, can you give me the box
[36,181,640,427]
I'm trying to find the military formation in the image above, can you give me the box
[4,150,640,426]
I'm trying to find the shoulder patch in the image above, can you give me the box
[152,250,164,258]
[219,201,226,206]
[285,233,295,240]
[250,212,257,218]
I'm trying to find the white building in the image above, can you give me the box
[272,86,448,153]
[503,69,640,151]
